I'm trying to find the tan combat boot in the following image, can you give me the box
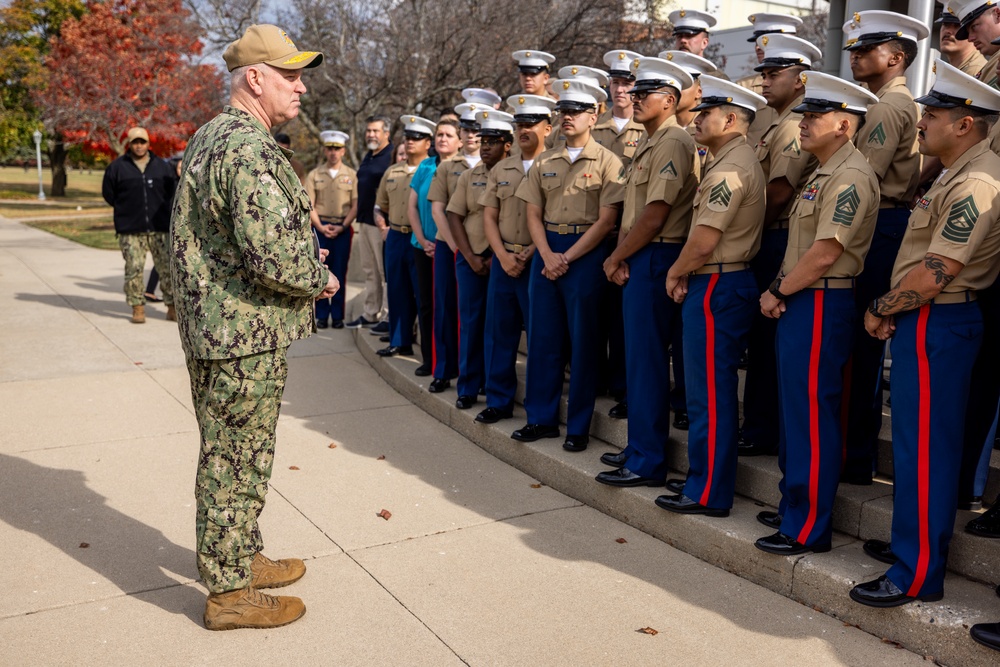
[131,305,145,324]
[203,586,305,631]
[250,552,306,589]
[165,305,176,321]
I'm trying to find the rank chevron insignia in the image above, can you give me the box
[943,195,979,243]
[708,179,732,208]
[782,137,800,156]
[660,161,678,179]
[868,122,886,146]
[832,185,860,226]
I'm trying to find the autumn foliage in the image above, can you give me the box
[35,0,224,157]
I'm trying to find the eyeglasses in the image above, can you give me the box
[628,90,671,101]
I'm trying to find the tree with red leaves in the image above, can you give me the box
[34,0,223,195]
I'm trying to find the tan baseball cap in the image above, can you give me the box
[126,127,149,142]
[223,24,323,72]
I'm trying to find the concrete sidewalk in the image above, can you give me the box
[0,216,925,665]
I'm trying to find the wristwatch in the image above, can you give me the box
[768,277,789,300]
[868,299,883,318]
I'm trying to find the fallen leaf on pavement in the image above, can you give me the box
[79,542,89,548]
[328,443,337,449]
[377,509,392,520]
[530,484,542,489]
[289,466,300,470]
[616,538,627,544]
[377,455,385,460]
[637,627,658,636]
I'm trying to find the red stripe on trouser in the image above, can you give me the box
[796,291,824,545]
[907,305,932,597]
[699,274,720,506]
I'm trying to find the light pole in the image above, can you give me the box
[32,130,45,201]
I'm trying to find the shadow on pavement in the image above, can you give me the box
[0,453,203,625]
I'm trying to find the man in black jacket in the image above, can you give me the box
[102,127,177,323]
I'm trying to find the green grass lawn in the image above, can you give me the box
[0,165,106,200]
[22,216,118,250]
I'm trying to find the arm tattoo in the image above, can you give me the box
[924,254,956,288]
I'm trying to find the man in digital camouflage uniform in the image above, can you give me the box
[171,24,338,631]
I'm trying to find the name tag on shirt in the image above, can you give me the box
[498,181,510,186]
[542,172,557,177]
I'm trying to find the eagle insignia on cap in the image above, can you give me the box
[518,96,525,104]
[854,12,861,22]
[679,10,686,16]
[761,36,769,46]
[280,30,294,46]
[483,112,489,118]
[572,67,579,75]
[633,58,640,68]
[666,53,673,60]
[801,73,808,84]
[410,116,416,122]
[525,51,532,57]
[618,52,626,60]
[563,81,571,90]
[749,14,757,22]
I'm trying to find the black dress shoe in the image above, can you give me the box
[958,496,984,511]
[455,395,477,409]
[414,365,432,377]
[377,345,413,357]
[595,467,663,487]
[757,511,782,530]
[511,424,560,442]
[738,436,778,457]
[665,478,686,495]
[316,320,329,329]
[849,575,943,608]
[608,400,628,419]
[428,378,451,393]
[672,410,689,430]
[599,450,628,467]
[475,407,513,424]
[379,335,390,343]
[563,435,590,452]
[655,493,729,517]
[966,502,1000,538]
[862,539,898,565]
[331,320,344,329]
[970,622,1000,652]
[755,532,830,555]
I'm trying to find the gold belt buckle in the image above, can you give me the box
[512,244,523,252]
[558,223,569,235]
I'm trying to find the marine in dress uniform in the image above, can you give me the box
[426,103,485,392]
[594,57,696,486]
[656,77,768,516]
[736,13,803,147]
[549,66,609,150]
[306,130,358,329]
[375,115,434,357]
[840,12,928,486]
[512,79,625,451]
[668,9,716,60]
[850,60,1000,607]
[952,0,1000,87]
[938,9,987,76]
[593,50,646,419]
[755,72,880,556]
[447,110,514,410]
[475,95,555,425]
[739,34,822,465]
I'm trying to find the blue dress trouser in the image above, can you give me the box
[621,243,683,479]
[597,233,627,399]
[455,252,491,397]
[886,301,982,597]
[842,208,908,480]
[681,270,758,509]
[484,257,532,412]
[524,230,604,436]
[385,228,417,347]
[775,288,855,548]
[432,240,459,380]
[315,223,353,324]
[742,228,789,446]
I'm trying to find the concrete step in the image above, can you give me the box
[355,329,1000,667]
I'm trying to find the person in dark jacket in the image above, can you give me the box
[102,127,177,323]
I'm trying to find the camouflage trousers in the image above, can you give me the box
[117,232,173,306]
[186,348,288,593]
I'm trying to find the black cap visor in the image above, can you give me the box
[518,65,548,75]
[935,14,961,25]
[629,80,680,94]
[916,89,996,114]
[755,58,810,72]
[748,29,784,43]
[845,32,910,51]
[513,114,550,125]
[458,119,481,131]
[673,27,708,36]
[607,70,635,80]
[957,3,992,40]
[403,130,432,140]
[555,100,596,112]
[692,95,737,111]
[792,97,866,115]
[480,129,513,140]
